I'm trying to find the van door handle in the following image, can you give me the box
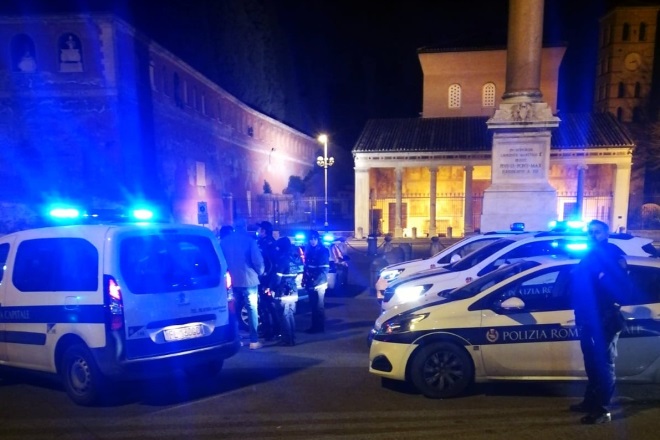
[65,296,79,310]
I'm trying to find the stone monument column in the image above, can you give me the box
[482,0,560,232]
[429,166,438,237]
[394,167,403,238]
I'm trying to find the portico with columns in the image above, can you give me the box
[351,0,634,239]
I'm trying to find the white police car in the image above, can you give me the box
[380,231,657,313]
[368,256,660,398]
[375,229,530,298]
[0,207,240,405]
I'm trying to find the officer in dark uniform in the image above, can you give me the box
[303,230,330,333]
[257,221,279,340]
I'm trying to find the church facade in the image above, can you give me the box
[0,14,317,233]
[352,27,644,238]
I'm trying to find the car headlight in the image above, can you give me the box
[380,269,404,281]
[394,284,433,304]
[379,313,429,335]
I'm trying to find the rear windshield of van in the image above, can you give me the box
[120,234,221,294]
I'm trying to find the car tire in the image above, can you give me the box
[409,342,474,399]
[60,343,107,406]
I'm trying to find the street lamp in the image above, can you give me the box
[316,134,334,228]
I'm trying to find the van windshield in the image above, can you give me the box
[120,234,221,294]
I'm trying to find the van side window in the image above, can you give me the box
[13,238,98,292]
[0,243,9,283]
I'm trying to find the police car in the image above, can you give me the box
[368,256,660,398]
[380,231,657,313]
[375,229,530,298]
[0,207,240,405]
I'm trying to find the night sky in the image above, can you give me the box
[1,0,657,186]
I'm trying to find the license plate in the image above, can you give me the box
[164,324,203,342]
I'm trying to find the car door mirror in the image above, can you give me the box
[500,297,526,310]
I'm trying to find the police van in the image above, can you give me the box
[368,256,660,398]
[0,209,240,405]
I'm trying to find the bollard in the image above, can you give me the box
[367,234,378,257]
[357,226,364,239]
[411,227,417,239]
[447,226,453,239]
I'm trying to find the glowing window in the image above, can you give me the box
[482,83,496,107]
[448,84,461,109]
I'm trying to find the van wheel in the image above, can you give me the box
[409,342,474,399]
[60,343,105,406]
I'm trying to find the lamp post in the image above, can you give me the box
[316,134,334,229]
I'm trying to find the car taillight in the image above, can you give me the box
[225,271,232,290]
[225,272,235,314]
[104,275,124,331]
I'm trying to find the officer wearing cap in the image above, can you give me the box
[302,230,330,333]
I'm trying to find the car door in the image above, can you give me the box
[476,264,577,377]
[612,264,660,378]
[0,240,11,362]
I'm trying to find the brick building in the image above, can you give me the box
[0,14,317,233]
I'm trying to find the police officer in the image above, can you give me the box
[257,221,279,340]
[303,230,330,333]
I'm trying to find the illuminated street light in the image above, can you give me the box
[317,134,334,228]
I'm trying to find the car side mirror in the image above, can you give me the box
[500,297,525,310]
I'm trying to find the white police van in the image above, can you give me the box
[0,208,240,405]
[368,256,660,398]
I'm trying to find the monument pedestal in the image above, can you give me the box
[482,102,560,232]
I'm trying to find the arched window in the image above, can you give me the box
[448,84,461,109]
[58,33,83,72]
[618,82,625,98]
[639,22,647,41]
[10,34,37,72]
[634,82,641,98]
[616,107,623,121]
[622,23,630,41]
[482,82,496,107]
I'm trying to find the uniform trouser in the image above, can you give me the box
[276,297,297,343]
[258,289,279,339]
[307,283,327,331]
[579,324,620,413]
[235,286,259,343]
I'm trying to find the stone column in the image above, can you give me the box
[464,165,474,233]
[612,163,631,232]
[395,167,403,238]
[503,0,544,102]
[354,167,370,238]
[482,0,561,232]
[429,166,438,237]
[575,164,587,220]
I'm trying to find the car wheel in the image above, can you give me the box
[60,343,106,406]
[409,342,474,399]
[241,304,262,332]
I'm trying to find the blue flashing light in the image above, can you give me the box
[294,232,306,242]
[322,233,334,243]
[550,219,587,232]
[132,209,154,220]
[49,208,80,218]
[567,243,589,252]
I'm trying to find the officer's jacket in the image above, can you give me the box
[304,243,330,287]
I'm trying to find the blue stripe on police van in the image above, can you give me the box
[373,320,660,345]
[1,330,47,345]
[0,304,106,324]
